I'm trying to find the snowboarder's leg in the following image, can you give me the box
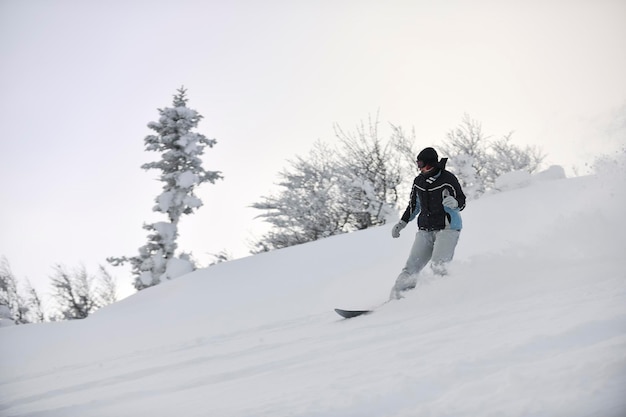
[390,231,434,299]
[430,229,460,275]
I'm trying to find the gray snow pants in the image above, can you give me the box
[390,229,460,299]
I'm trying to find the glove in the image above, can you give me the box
[442,195,458,209]
[391,220,407,238]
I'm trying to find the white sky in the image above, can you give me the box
[1,0,625,299]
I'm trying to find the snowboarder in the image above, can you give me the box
[389,147,466,299]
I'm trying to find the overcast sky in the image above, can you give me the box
[1,0,625,299]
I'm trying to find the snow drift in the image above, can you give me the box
[1,157,625,417]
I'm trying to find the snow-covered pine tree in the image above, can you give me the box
[49,265,98,320]
[48,264,118,320]
[109,88,222,290]
[96,265,117,307]
[22,279,45,323]
[0,256,44,325]
[0,257,23,325]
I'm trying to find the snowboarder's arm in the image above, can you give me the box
[400,183,420,223]
[451,174,466,211]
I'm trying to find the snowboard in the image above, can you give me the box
[334,308,373,319]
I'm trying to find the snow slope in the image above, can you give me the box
[1,159,626,417]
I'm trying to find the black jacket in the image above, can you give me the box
[400,160,466,231]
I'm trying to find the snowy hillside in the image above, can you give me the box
[1,159,626,417]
